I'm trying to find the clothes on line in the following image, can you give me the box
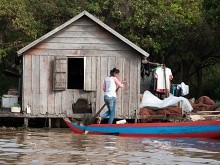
[154,66,173,93]
[177,82,189,96]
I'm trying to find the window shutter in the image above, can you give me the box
[53,56,67,90]
[84,57,96,91]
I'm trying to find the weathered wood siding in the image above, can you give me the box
[22,16,142,118]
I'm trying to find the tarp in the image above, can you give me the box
[140,91,193,113]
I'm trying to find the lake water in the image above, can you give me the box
[0,129,219,165]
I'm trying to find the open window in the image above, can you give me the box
[53,56,96,91]
[67,58,84,89]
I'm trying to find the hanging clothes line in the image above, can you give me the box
[141,60,173,99]
[154,64,173,94]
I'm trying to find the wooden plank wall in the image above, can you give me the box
[22,16,141,118]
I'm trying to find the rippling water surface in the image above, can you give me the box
[0,129,219,165]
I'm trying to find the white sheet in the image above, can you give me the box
[140,91,193,113]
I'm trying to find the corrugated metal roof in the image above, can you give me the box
[17,11,149,57]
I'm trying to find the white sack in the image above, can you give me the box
[140,91,193,113]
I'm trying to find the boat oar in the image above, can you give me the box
[86,86,121,125]
[87,103,107,125]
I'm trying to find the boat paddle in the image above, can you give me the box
[86,86,121,125]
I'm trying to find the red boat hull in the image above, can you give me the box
[64,118,220,139]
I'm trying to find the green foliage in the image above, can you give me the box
[26,0,86,35]
[0,0,38,44]
[0,48,8,59]
[86,0,220,97]
[0,73,18,97]
[202,64,220,100]
[0,0,39,66]
[202,0,220,24]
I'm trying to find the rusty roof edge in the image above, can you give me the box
[17,10,150,57]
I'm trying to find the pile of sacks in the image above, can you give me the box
[189,96,220,112]
[140,106,182,122]
[139,95,220,123]
[140,107,182,117]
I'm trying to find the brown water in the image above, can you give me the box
[0,129,219,165]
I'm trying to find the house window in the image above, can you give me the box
[67,58,84,89]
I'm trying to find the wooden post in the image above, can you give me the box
[48,118,52,128]
[24,118,29,128]
[134,109,138,123]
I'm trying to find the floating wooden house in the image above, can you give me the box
[14,11,149,127]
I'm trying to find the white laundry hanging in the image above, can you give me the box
[154,66,173,93]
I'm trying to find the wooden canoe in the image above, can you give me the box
[63,118,220,139]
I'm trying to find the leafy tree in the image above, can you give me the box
[0,0,39,95]
[0,0,38,57]
[85,0,219,97]
[26,0,86,36]
[0,0,86,96]
[200,0,220,99]
[202,0,220,25]
[0,0,219,99]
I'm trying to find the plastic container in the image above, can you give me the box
[11,107,21,113]
[116,119,126,124]
[1,95,18,108]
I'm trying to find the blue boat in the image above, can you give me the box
[64,118,220,139]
